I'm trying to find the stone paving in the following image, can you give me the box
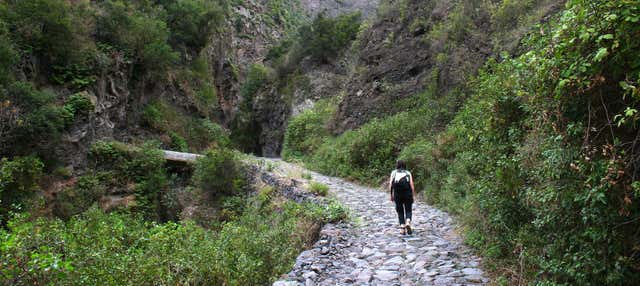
[271,159,489,286]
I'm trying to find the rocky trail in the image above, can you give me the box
[268,159,489,286]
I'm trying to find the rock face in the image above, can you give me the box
[328,0,564,134]
[209,1,293,126]
[271,159,489,285]
[48,0,305,165]
[254,61,349,157]
[330,0,493,133]
[300,0,380,17]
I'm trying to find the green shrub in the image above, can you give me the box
[125,143,167,217]
[96,1,178,77]
[193,148,244,197]
[308,182,329,196]
[415,1,640,284]
[322,199,349,223]
[89,141,167,218]
[282,99,335,160]
[89,140,131,169]
[169,131,188,152]
[1,0,84,68]
[1,193,337,285]
[298,12,362,63]
[0,82,68,156]
[240,63,269,100]
[52,174,105,219]
[188,119,231,149]
[142,100,172,130]
[161,0,227,51]
[264,0,306,31]
[492,0,538,30]
[0,156,44,215]
[308,110,434,183]
[0,18,17,83]
[142,100,230,150]
[62,92,94,124]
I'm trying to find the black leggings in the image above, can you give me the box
[394,195,413,225]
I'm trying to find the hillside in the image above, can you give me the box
[281,0,640,284]
[2,0,640,285]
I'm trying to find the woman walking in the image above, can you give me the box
[389,160,416,235]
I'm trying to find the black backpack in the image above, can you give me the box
[392,170,411,192]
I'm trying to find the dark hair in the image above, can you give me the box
[396,160,406,170]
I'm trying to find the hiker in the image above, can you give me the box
[389,160,416,235]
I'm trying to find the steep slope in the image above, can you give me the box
[282,0,640,284]
[300,0,379,17]
[0,0,312,222]
[331,0,563,132]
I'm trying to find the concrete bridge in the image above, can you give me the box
[162,150,203,163]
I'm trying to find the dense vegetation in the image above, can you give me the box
[2,137,348,284]
[1,193,346,285]
[0,1,350,285]
[283,0,640,284]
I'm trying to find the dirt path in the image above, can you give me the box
[268,158,489,286]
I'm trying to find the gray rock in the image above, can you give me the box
[272,281,301,286]
[462,268,483,276]
[356,269,373,283]
[374,270,399,281]
[302,271,317,280]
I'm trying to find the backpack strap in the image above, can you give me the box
[393,169,408,183]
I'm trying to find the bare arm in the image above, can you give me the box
[389,174,394,202]
[410,174,416,198]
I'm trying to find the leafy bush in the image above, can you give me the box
[142,100,230,150]
[169,131,188,152]
[1,190,341,285]
[193,148,244,197]
[1,0,84,68]
[0,18,17,83]
[0,156,44,216]
[308,110,436,183]
[161,0,227,51]
[62,92,94,124]
[264,0,306,31]
[96,0,178,77]
[416,1,640,284]
[52,174,105,219]
[0,82,68,156]
[308,182,329,196]
[282,99,335,159]
[492,0,538,30]
[299,12,362,63]
[89,141,168,218]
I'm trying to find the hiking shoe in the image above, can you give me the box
[399,224,406,235]
[406,219,412,235]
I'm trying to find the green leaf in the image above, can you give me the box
[598,34,614,41]
[594,48,609,62]
[624,107,637,117]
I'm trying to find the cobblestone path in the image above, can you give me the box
[270,159,489,286]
